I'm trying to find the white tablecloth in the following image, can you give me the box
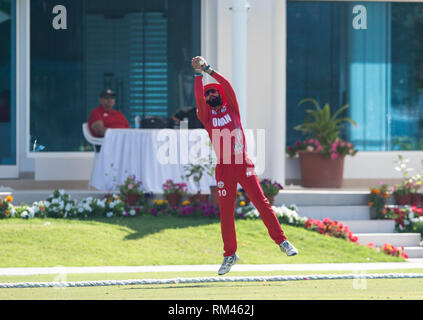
[90,129,216,193]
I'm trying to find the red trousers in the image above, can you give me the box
[215,163,287,257]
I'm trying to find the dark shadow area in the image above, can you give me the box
[122,282,283,291]
[87,214,220,241]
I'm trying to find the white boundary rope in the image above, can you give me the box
[1,273,423,288]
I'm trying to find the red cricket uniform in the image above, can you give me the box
[194,71,287,257]
[88,105,130,137]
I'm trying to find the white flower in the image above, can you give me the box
[59,189,65,196]
[129,209,136,216]
[78,207,83,213]
[21,211,28,219]
[109,202,115,209]
[106,212,113,218]
[65,203,72,212]
[27,208,35,219]
[52,198,59,204]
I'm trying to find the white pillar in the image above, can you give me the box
[232,0,249,127]
[201,0,218,73]
[269,0,286,185]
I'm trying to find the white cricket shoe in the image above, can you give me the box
[218,253,240,275]
[280,240,298,256]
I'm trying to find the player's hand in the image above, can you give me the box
[192,56,207,71]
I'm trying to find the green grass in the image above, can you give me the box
[0,215,404,267]
[1,270,423,300]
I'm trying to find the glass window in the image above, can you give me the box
[30,0,201,152]
[0,0,15,164]
[287,1,423,151]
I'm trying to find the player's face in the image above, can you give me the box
[100,97,116,109]
[205,89,222,108]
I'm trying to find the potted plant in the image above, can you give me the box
[259,179,283,206]
[203,150,217,206]
[183,163,209,203]
[237,188,251,206]
[287,98,358,188]
[392,155,418,205]
[393,181,414,206]
[162,179,188,207]
[368,183,390,219]
[411,174,423,206]
[118,175,145,206]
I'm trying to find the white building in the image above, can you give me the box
[0,0,422,189]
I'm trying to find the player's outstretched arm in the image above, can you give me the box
[202,62,240,114]
[192,57,209,125]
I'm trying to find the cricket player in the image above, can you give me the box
[192,56,298,275]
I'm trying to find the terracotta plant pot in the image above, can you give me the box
[189,193,209,203]
[124,193,139,206]
[370,207,378,220]
[299,151,345,188]
[265,194,275,206]
[210,186,219,206]
[166,193,182,207]
[395,193,412,206]
[412,193,423,206]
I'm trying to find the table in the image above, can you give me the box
[90,129,216,193]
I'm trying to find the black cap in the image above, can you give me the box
[100,89,116,98]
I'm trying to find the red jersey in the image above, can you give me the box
[194,72,252,165]
[88,105,130,137]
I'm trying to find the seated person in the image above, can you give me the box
[172,106,204,129]
[88,89,130,137]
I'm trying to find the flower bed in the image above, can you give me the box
[365,242,409,259]
[0,190,408,260]
[384,205,423,233]
[304,217,358,243]
[236,202,306,227]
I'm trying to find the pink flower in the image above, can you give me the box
[314,140,320,146]
[347,143,352,148]
[316,145,323,152]
[128,184,133,190]
[340,142,345,147]
[331,152,339,160]
[307,146,314,152]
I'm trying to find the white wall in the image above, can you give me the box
[211,0,423,184]
[209,0,286,182]
[19,0,423,183]
[18,0,35,174]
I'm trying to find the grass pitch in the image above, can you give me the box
[0,216,404,267]
[0,270,423,300]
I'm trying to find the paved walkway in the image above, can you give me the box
[1,260,423,276]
